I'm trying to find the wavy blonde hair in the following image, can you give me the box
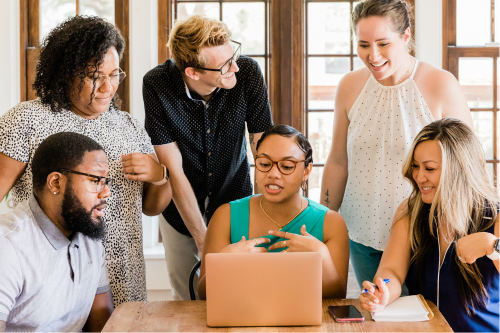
[400,118,498,314]
[167,15,231,73]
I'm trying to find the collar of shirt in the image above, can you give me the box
[28,194,75,250]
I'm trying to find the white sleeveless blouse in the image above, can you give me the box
[340,60,435,250]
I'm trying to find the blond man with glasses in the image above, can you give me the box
[143,15,272,300]
[0,16,172,307]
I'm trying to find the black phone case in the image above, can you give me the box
[328,305,365,322]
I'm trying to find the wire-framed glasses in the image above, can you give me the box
[82,68,126,89]
[254,156,307,175]
[197,41,241,75]
[59,168,114,193]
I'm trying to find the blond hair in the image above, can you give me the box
[167,15,231,73]
[400,118,498,314]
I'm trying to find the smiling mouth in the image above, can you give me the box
[224,72,235,79]
[267,184,282,190]
[370,61,387,67]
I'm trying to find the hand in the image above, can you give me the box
[220,236,270,254]
[121,153,163,183]
[268,225,326,253]
[358,278,390,313]
[456,232,497,264]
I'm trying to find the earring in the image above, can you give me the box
[301,181,308,192]
[53,192,57,195]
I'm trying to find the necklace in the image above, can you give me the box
[395,57,415,85]
[71,107,104,145]
[260,196,303,229]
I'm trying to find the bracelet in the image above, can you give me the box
[486,250,500,261]
[152,164,168,186]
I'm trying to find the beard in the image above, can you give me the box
[61,182,106,240]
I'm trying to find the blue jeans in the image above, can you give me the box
[349,239,408,295]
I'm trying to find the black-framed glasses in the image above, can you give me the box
[254,156,307,175]
[197,41,241,75]
[59,168,114,193]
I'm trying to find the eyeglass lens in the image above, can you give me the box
[92,177,113,193]
[86,72,126,88]
[255,157,296,175]
[221,44,241,75]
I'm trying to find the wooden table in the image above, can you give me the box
[102,299,452,332]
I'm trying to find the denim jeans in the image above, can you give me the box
[349,238,408,295]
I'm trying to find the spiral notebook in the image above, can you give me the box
[372,295,434,322]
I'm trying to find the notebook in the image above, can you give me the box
[371,295,434,322]
[205,252,322,327]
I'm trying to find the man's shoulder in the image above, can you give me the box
[144,59,178,82]
[0,201,32,240]
[235,56,261,76]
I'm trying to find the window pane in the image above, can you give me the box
[307,167,324,204]
[80,0,114,24]
[352,1,360,54]
[308,2,351,54]
[459,58,493,108]
[472,111,494,159]
[308,57,350,110]
[223,2,265,55]
[457,0,491,46]
[251,57,266,81]
[177,2,219,21]
[496,0,499,43]
[308,112,334,164]
[245,126,254,164]
[353,56,364,70]
[40,0,77,41]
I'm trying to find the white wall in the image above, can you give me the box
[415,0,443,69]
[0,0,20,114]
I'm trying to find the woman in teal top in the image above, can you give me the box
[198,125,350,299]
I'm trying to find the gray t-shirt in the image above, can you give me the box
[0,195,110,332]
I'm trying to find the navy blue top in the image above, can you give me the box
[405,207,499,332]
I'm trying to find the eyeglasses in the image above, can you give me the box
[59,169,114,193]
[197,41,241,75]
[254,156,307,175]
[82,69,126,89]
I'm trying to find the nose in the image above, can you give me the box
[99,78,113,92]
[267,162,281,178]
[413,168,427,184]
[98,184,111,199]
[368,46,381,63]
[230,59,239,73]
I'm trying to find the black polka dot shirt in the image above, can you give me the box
[143,56,273,236]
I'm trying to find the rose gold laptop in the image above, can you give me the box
[205,252,322,327]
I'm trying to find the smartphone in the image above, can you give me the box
[328,305,365,322]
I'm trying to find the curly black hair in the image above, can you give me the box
[33,15,125,112]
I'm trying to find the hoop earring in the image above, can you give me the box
[301,181,307,192]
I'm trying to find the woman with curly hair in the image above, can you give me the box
[0,16,172,306]
[359,118,499,332]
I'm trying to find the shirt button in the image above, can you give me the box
[208,173,212,177]
[208,152,211,156]
[207,129,210,134]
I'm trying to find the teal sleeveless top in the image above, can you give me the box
[229,196,328,252]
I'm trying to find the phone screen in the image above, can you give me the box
[328,305,364,322]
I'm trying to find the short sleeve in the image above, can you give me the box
[128,115,155,155]
[96,246,110,295]
[143,75,174,146]
[0,237,23,321]
[243,58,273,134]
[0,103,33,163]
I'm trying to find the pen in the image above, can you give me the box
[362,278,390,293]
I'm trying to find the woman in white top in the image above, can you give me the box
[0,16,172,306]
[320,0,473,288]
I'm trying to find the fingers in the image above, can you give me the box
[122,166,148,175]
[358,294,378,312]
[250,237,270,247]
[268,229,296,239]
[300,224,311,236]
[268,240,291,251]
[375,277,389,295]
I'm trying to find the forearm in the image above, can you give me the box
[320,247,347,298]
[320,161,348,211]
[0,321,5,332]
[142,181,172,216]
[170,173,206,242]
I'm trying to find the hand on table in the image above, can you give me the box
[268,225,326,253]
[121,153,163,183]
[220,236,270,254]
[456,232,497,264]
[358,278,390,313]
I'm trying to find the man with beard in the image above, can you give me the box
[0,132,113,332]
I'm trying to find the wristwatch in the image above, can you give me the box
[486,238,500,261]
[152,164,168,186]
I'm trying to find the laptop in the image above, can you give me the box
[205,252,322,327]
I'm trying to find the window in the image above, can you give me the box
[20,0,130,111]
[443,0,500,186]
